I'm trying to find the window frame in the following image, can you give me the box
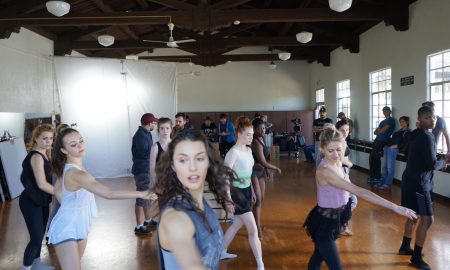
[369,67,392,140]
[427,49,450,152]
[336,79,351,121]
[315,88,325,118]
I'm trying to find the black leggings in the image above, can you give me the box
[308,240,343,270]
[19,195,50,267]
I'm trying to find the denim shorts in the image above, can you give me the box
[134,173,151,207]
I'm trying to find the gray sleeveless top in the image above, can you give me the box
[158,196,224,270]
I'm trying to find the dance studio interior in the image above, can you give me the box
[1,0,449,269]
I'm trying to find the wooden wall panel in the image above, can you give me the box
[184,110,314,146]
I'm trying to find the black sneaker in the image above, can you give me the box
[398,247,413,255]
[144,220,158,227]
[410,257,431,270]
[134,226,151,235]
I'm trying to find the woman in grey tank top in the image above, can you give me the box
[155,130,237,270]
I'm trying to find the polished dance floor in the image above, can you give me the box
[1,157,450,269]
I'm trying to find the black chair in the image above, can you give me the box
[288,134,306,158]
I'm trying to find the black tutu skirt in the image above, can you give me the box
[303,198,352,242]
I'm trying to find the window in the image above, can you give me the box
[428,49,450,152]
[370,67,392,140]
[315,88,325,118]
[337,79,350,119]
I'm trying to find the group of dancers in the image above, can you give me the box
[18,105,447,270]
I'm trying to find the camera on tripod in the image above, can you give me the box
[291,118,302,133]
[291,118,301,126]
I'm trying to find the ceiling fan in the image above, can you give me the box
[143,22,196,48]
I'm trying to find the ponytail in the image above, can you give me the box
[52,128,79,177]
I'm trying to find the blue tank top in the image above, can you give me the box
[158,196,224,270]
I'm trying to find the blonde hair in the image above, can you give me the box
[27,124,54,150]
[319,125,342,148]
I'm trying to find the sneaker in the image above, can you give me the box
[144,220,158,227]
[31,259,55,270]
[398,247,414,255]
[378,184,391,191]
[134,226,151,235]
[224,217,234,223]
[220,251,237,260]
[368,177,381,185]
[410,257,431,270]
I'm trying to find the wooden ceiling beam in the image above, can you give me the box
[2,8,384,31]
[61,40,169,51]
[136,0,149,9]
[213,23,260,38]
[277,0,313,37]
[210,0,253,10]
[384,0,409,31]
[57,26,109,41]
[146,0,196,10]
[62,36,344,52]
[90,0,140,40]
[139,52,323,66]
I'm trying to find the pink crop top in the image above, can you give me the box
[316,160,350,208]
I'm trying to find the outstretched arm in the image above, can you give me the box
[318,168,416,220]
[68,169,157,201]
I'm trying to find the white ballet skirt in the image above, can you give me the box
[47,163,98,245]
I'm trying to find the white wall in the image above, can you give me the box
[177,60,311,112]
[310,0,450,197]
[310,0,450,140]
[0,28,55,113]
[148,47,312,112]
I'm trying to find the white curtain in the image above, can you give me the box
[54,57,177,178]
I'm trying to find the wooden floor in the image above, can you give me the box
[2,157,450,270]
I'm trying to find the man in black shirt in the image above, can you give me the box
[398,106,447,270]
[312,106,333,165]
[201,116,217,141]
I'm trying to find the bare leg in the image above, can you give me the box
[135,205,144,225]
[251,177,262,238]
[77,239,88,258]
[223,216,244,250]
[404,218,418,238]
[54,241,81,270]
[415,216,433,247]
[239,212,263,259]
[239,212,264,269]
[143,204,152,221]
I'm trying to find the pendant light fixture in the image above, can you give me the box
[296,31,313,43]
[46,1,70,17]
[268,61,277,69]
[329,0,352,12]
[278,52,291,61]
[98,34,115,47]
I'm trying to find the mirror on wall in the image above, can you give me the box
[0,112,55,143]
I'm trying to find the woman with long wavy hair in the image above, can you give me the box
[155,129,236,270]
